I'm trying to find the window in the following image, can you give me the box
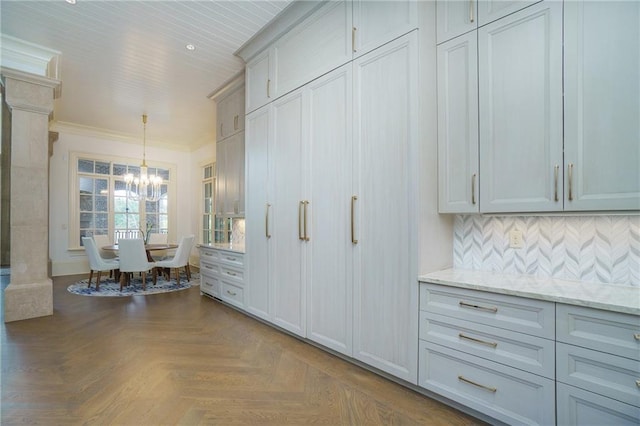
[71,153,174,248]
[202,163,215,244]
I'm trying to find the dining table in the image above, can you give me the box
[102,243,178,263]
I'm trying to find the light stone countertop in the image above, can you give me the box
[198,243,245,254]
[419,269,640,316]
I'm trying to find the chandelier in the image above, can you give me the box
[124,114,163,202]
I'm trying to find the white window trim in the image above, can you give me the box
[68,151,177,250]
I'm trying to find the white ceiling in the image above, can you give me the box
[0,0,292,151]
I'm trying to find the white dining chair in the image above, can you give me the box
[153,235,195,286]
[117,238,156,291]
[82,237,119,291]
[92,234,116,259]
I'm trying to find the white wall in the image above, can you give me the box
[49,130,211,276]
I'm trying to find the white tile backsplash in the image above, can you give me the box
[231,219,245,245]
[453,215,640,287]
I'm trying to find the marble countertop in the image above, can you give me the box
[419,269,640,316]
[198,243,245,254]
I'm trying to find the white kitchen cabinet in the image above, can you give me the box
[563,1,640,211]
[245,49,271,114]
[216,132,245,216]
[352,33,418,382]
[437,31,479,213]
[557,383,640,426]
[244,105,271,321]
[305,65,353,356]
[270,90,306,337]
[352,0,417,58]
[478,1,563,213]
[436,0,478,44]
[476,0,541,26]
[216,84,245,140]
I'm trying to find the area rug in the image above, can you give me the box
[67,272,200,297]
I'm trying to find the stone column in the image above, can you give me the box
[2,68,60,322]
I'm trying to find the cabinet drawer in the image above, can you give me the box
[221,282,244,308]
[557,383,640,426]
[200,274,220,298]
[219,251,244,268]
[220,265,243,284]
[420,283,555,338]
[199,261,219,277]
[557,342,640,408]
[418,341,555,426]
[420,311,555,379]
[199,248,220,262]
[556,304,640,360]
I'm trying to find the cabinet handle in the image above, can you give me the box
[204,252,213,257]
[267,79,271,98]
[458,375,496,393]
[234,115,238,131]
[225,257,236,261]
[226,271,237,277]
[459,333,498,348]
[568,163,574,201]
[226,290,237,296]
[303,200,310,241]
[636,380,640,388]
[265,203,271,239]
[205,265,214,270]
[459,301,498,313]
[352,27,357,52]
[220,123,223,135]
[471,174,476,205]
[299,201,305,241]
[554,165,559,202]
[351,195,358,244]
[469,0,475,23]
[634,333,640,341]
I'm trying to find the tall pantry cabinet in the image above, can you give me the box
[242,0,428,383]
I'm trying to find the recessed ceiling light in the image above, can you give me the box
[186,44,196,51]
[66,0,77,4]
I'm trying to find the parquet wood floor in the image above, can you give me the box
[1,274,484,425]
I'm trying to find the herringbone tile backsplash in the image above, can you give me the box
[453,215,640,287]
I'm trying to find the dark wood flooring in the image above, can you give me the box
[1,273,484,425]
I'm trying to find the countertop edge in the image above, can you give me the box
[197,243,245,254]
[419,269,640,316]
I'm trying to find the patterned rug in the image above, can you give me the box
[67,272,199,297]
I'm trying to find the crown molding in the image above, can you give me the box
[207,70,245,102]
[0,34,61,80]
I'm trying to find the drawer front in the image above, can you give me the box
[199,260,220,277]
[557,383,640,426]
[557,342,640,407]
[418,341,555,426]
[220,265,244,284]
[421,283,555,338]
[200,273,220,298]
[556,304,640,360]
[221,282,244,308]
[199,247,220,261]
[219,251,244,268]
[420,311,555,379]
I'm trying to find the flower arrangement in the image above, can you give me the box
[140,222,154,245]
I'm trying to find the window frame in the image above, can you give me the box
[69,151,177,250]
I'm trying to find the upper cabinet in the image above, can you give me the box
[437,0,639,213]
[563,1,640,211]
[216,82,245,140]
[241,0,418,114]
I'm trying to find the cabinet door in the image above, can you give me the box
[245,106,271,320]
[270,90,306,337]
[223,132,245,215]
[557,383,640,426]
[353,0,418,57]
[437,32,479,213]
[305,65,353,356]
[353,33,418,383]
[564,1,640,211]
[477,0,541,26]
[216,95,231,140]
[246,49,271,114]
[215,140,227,215]
[273,1,351,101]
[436,0,477,44]
[478,1,563,212]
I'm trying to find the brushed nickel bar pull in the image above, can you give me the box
[634,333,640,341]
[303,200,310,241]
[267,79,271,98]
[352,27,357,53]
[299,201,304,241]
[234,115,238,131]
[459,301,498,313]
[351,196,358,244]
[568,163,574,201]
[265,203,271,239]
[220,123,223,135]
[226,271,237,277]
[226,256,236,261]
[459,333,498,348]
[554,165,559,202]
[471,173,477,205]
[469,0,475,23]
[636,380,640,388]
[458,375,496,393]
[226,290,237,296]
